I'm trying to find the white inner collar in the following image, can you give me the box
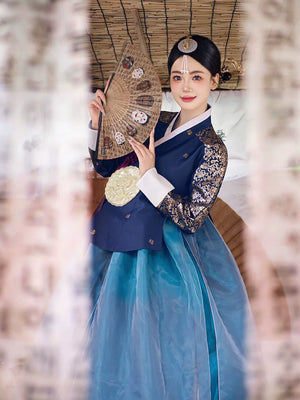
[155,107,212,148]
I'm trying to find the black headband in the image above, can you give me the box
[167,35,230,81]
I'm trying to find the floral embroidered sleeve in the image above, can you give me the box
[157,141,227,233]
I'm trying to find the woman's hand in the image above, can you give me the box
[88,89,106,130]
[129,129,155,177]
[88,78,111,130]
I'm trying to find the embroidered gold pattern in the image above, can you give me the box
[183,153,189,158]
[148,239,154,245]
[159,111,177,124]
[187,129,193,136]
[157,130,227,233]
[91,229,96,235]
[194,126,220,145]
[125,214,131,219]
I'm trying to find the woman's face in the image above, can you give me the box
[170,56,219,115]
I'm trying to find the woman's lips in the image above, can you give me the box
[181,96,196,102]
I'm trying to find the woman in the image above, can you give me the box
[87,35,250,400]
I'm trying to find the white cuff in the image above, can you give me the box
[137,168,174,207]
[88,120,97,151]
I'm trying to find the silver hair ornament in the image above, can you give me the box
[177,38,198,53]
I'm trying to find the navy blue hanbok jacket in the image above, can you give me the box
[89,109,227,251]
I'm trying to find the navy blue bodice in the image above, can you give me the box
[90,113,214,251]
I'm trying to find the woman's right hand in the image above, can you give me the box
[88,89,107,130]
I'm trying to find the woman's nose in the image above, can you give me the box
[182,77,191,91]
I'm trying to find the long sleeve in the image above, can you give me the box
[157,141,228,233]
[137,168,175,207]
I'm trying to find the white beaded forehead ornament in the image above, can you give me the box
[180,55,189,74]
[177,36,198,74]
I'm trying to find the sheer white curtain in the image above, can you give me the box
[246,0,300,398]
[0,1,90,398]
[1,0,300,398]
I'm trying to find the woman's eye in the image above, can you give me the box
[193,75,202,80]
[173,75,181,81]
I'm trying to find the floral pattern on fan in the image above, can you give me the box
[132,110,149,125]
[132,68,144,79]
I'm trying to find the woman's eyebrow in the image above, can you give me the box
[171,70,205,74]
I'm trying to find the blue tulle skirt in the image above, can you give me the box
[88,217,250,400]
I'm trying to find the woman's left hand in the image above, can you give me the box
[129,129,155,177]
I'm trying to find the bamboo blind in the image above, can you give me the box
[89,0,247,90]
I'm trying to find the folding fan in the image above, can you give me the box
[96,42,162,160]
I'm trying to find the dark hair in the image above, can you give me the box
[168,35,221,77]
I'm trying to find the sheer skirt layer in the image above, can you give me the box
[88,218,249,400]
